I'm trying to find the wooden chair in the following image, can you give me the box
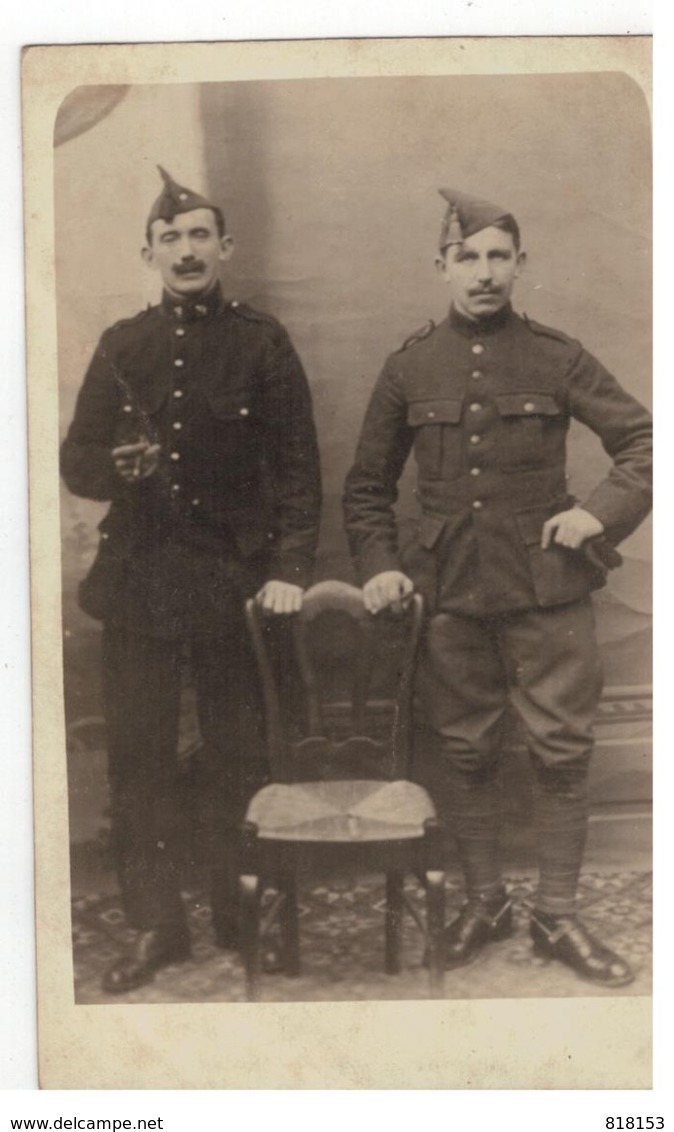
[238,580,445,1000]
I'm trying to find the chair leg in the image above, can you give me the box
[425,869,445,996]
[423,817,446,995]
[385,871,404,974]
[280,872,301,977]
[240,873,261,1001]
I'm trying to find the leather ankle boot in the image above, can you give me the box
[102,925,191,995]
[530,909,635,988]
[444,889,513,969]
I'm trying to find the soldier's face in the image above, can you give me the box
[436,227,525,320]
[142,208,233,296]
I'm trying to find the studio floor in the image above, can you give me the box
[71,804,652,1004]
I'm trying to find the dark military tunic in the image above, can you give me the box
[61,284,322,636]
[61,284,322,932]
[344,303,651,615]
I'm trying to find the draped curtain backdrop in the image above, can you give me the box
[55,73,651,834]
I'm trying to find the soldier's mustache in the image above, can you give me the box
[174,260,206,275]
[469,285,502,296]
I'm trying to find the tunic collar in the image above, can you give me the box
[448,302,514,338]
[160,282,225,322]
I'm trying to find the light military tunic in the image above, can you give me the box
[344,303,651,617]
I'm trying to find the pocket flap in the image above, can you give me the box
[207,392,256,421]
[419,512,447,550]
[407,399,462,427]
[97,508,131,552]
[516,493,576,546]
[213,507,270,559]
[515,505,549,547]
[495,392,561,418]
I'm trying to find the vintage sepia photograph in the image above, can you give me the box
[23,38,652,1088]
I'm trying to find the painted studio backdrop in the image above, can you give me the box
[55,74,652,852]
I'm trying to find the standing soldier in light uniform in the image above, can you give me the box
[343,189,651,986]
[61,168,322,994]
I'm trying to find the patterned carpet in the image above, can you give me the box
[72,868,652,1004]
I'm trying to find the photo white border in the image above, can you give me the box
[4,1,668,1125]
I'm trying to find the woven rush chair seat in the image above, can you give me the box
[247,779,437,842]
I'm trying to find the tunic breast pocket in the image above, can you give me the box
[198,391,260,479]
[494,392,566,470]
[208,393,256,424]
[205,392,259,453]
[406,398,463,480]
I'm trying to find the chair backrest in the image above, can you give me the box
[245,580,424,784]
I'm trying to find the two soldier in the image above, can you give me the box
[63,174,651,993]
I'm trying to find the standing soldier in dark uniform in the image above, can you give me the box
[61,168,322,994]
[343,189,651,987]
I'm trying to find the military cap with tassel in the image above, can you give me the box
[146,166,225,236]
[438,188,512,250]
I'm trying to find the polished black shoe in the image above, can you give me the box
[530,909,635,988]
[102,927,191,995]
[444,889,514,969]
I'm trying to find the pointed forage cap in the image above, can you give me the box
[146,165,224,233]
[438,188,511,249]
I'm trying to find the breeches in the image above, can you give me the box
[418,598,604,912]
[420,597,603,772]
[101,624,263,929]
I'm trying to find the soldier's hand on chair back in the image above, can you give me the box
[363,571,414,615]
[255,580,304,615]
